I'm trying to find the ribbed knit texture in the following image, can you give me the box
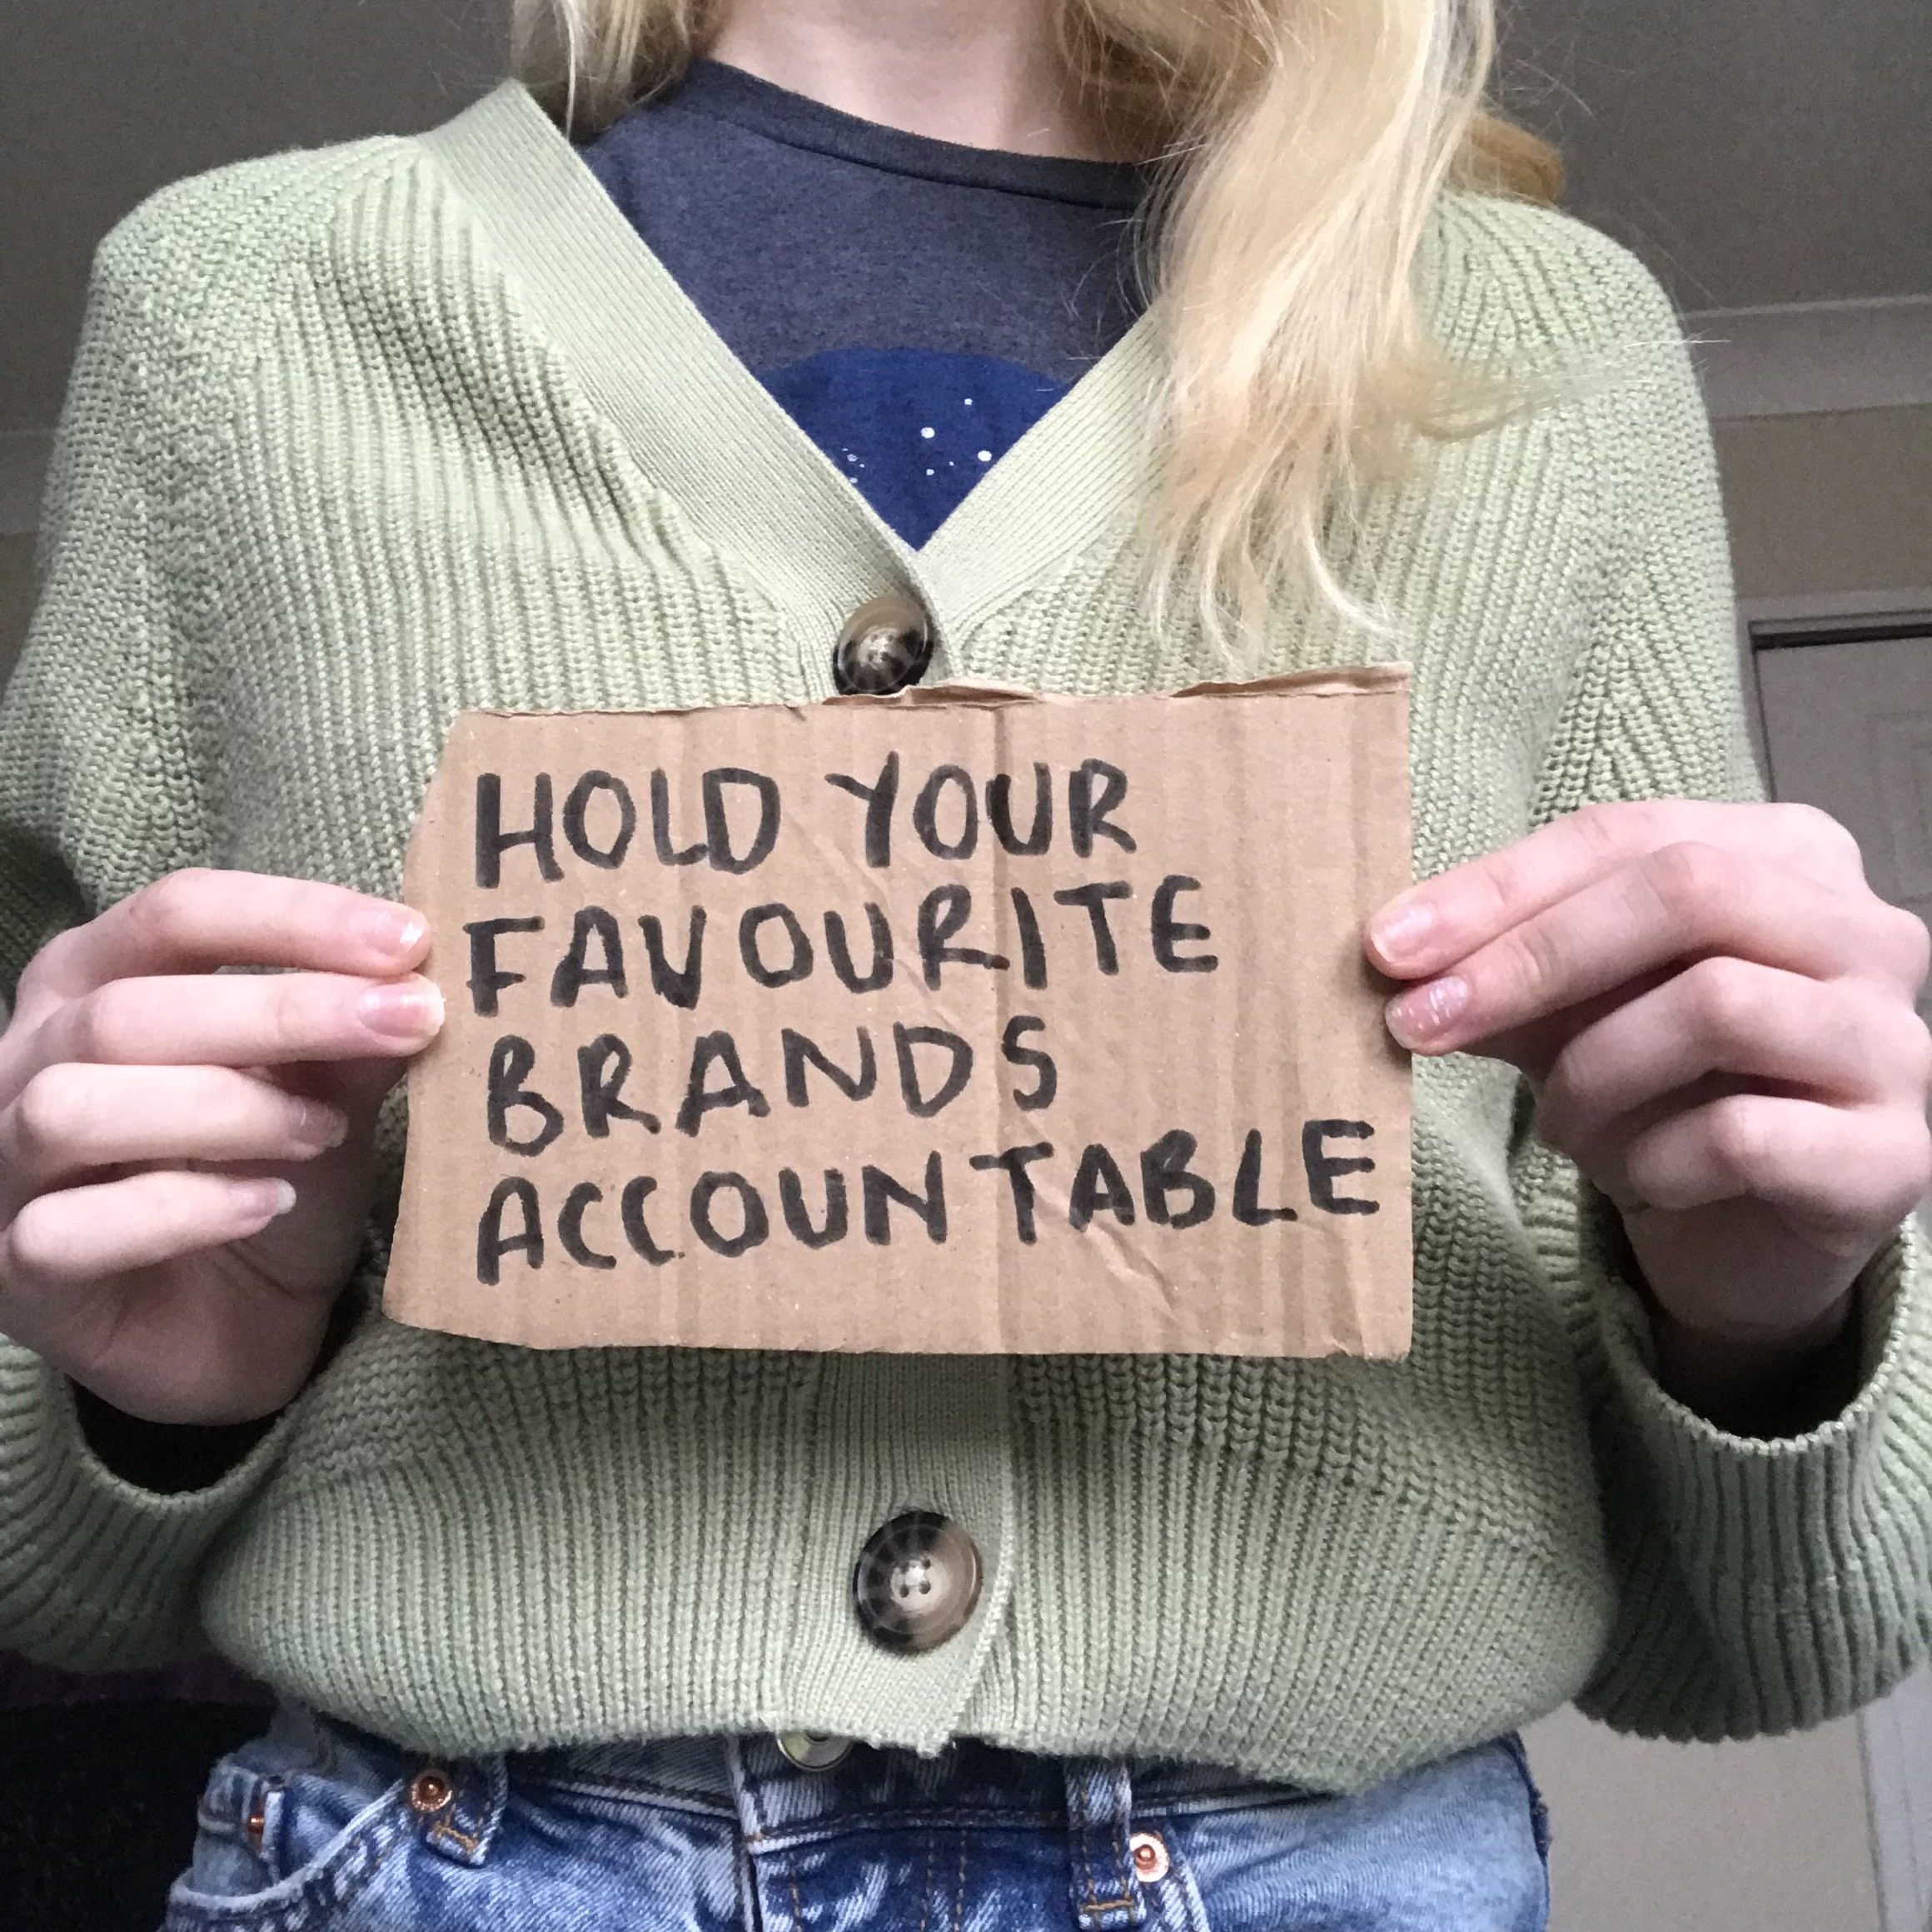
[2,79,1930,1791]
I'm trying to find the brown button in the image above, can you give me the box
[852,1510,981,1651]
[1130,1830,1170,1881]
[833,595,932,695]
[407,1768,454,1815]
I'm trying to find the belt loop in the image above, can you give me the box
[416,1755,510,1868]
[1063,1760,1145,1932]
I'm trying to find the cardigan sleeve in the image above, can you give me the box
[0,204,298,1671]
[1509,232,1932,1739]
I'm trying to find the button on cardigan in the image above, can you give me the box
[1,77,1929,1791]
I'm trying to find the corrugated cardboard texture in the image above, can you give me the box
[387,670,1412,1355]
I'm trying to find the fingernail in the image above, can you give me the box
[360,905,427,958]
[357,981,445,1040]
[1370,899,1434,964]
[1387,974,1470,1046]
[296,1101,350,1150]
[238,1178,298,1221]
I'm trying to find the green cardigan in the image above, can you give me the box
[2,78,1928,1791]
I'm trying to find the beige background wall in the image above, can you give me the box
[1526,1708,1883,1932]
[1715,404,1932,598]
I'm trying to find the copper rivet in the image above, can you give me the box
[245,1803,266,1849]
[1130,1830,1170,1881]
[407,1768,454,1815]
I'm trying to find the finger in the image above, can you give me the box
[13,870,431,1015]
[1367,800,1868,980]
[277,1053,416,1124]
[1621,1094,1932,1236]
[1536,960,1932,1166]
[1384,844,1924,1058]
[15,973,443,1086]
[1421,977,1663,1090]
[0,1170,297,1312]
[0,1064,348,1195]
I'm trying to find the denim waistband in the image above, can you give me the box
[252,1705,1307,1865]
[513,1731,1295,1829]
[191,1707,1417,1932]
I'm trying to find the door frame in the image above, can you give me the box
[1735,585,1932,784]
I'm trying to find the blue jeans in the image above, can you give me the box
[162,1706,1551,1931]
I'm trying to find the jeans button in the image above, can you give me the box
[777,1731,854,1770]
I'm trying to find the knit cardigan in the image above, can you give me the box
[2,77,1929,1793]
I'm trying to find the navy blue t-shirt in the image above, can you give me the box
[579,61,1153,547]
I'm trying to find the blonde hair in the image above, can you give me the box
[513,1,1607,663]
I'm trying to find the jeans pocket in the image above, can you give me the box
[162,1708,416,1932]
[1157,1738,1551,1932]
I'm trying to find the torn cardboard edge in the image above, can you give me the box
[461,660,1412,724]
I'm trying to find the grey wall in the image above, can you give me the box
[0,0,507,436]
[1489,0,1932,310]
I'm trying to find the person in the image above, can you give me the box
[1,1,1928,1926]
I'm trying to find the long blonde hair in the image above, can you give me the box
[512,1,1601,660]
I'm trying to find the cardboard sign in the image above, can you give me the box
[386,670,1413,1357]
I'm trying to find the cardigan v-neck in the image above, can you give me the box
[574,59,1153,549]
[418,80,1168,686]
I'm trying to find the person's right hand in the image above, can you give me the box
[0,869,443,1425]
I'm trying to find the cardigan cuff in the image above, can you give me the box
[0,1342,291,1671]
[1586,1190,1932,1730]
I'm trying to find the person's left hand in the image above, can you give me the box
[1364,800,1932,1412]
